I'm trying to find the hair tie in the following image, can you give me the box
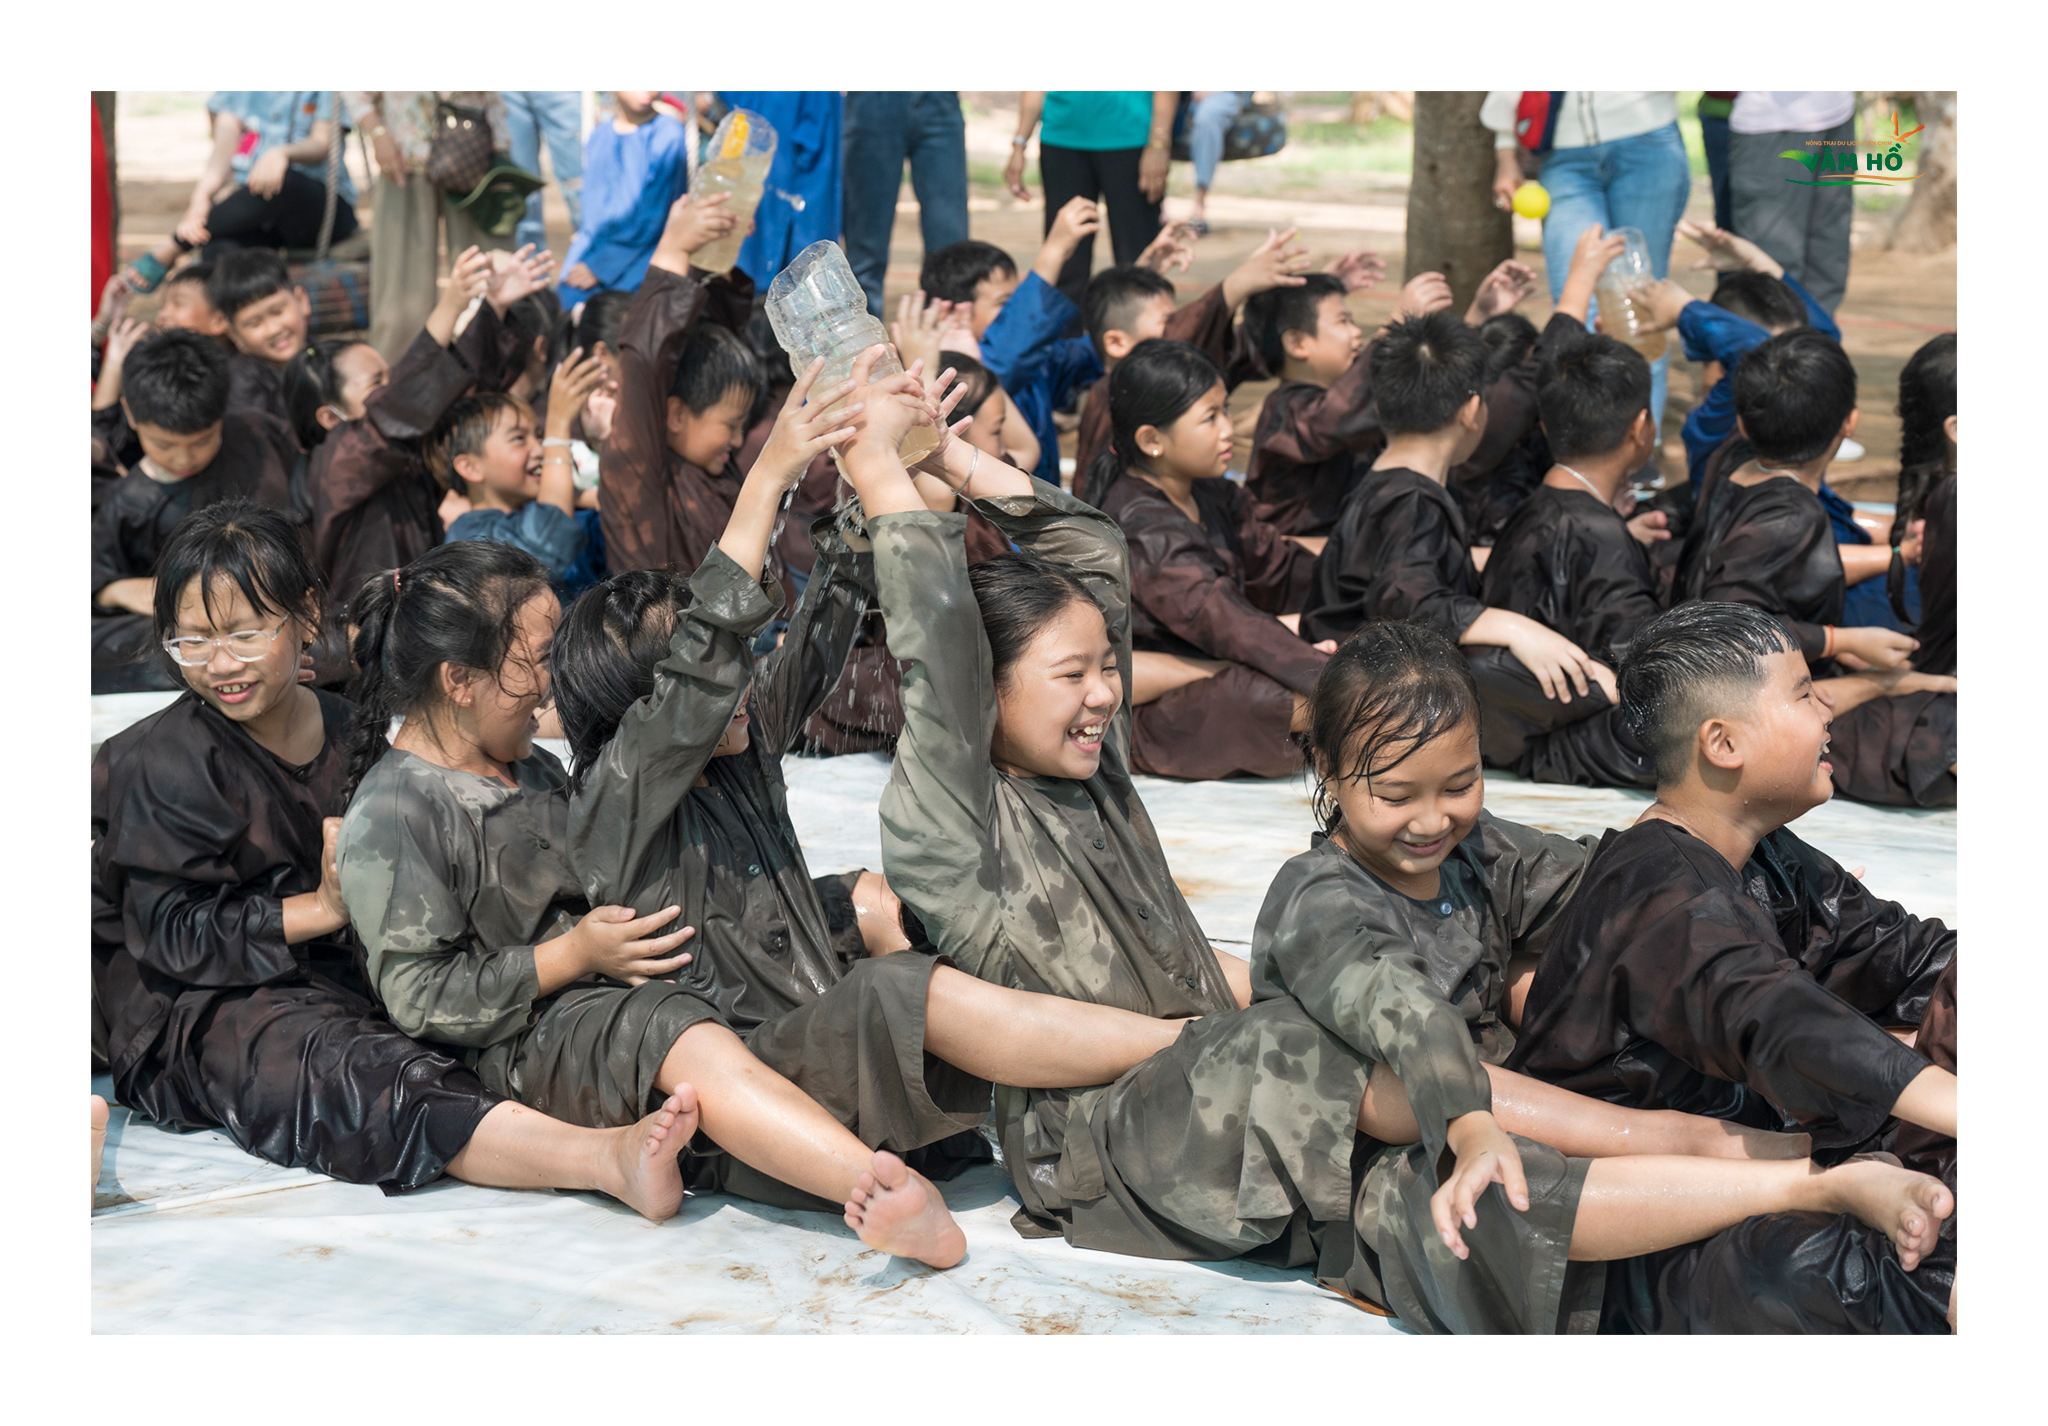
[392,570,402,595]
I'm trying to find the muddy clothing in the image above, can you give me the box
[1910,472,1956,679]
[1509,819,1952,1155]
[1072,284,1250,507]
[1302,466,1483,645]
[309,304,514,604]
[1475,483,1662,788]
[1673,472,1956,807]
[1244,346,1382,537]
[1251,816,1604,1331]
[90,410,300,693]
[600,262,769,581]
[876,479,1378,1262]
[93,690,499,1191]
[226,352,295,437]
[1099,470,1324,779]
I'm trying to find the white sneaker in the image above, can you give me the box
[1838,438,1867,461]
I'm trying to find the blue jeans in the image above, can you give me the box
[1190,91,1247,192]
[1699,113,1732,231]
[842,92,970,316]
[500,91,585,254]
[1539,123,1693,447]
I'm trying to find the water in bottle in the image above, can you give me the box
[693,109,775,276]
[766,241,940,467]
[1594,226,1667,362]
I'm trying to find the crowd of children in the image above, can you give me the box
[91,123,1959,1333]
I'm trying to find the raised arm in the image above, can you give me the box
[1257,346,1380,464]
[751,518,877,755]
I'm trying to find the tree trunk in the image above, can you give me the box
[93,91,118,254]
[1885,92,1955,255]
[1404,92,1509,316]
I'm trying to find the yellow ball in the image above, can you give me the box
[1512,181,1551,220]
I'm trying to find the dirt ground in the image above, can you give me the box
[111,91,1953,501]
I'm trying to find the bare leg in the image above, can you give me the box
[1130,650,1227,706]
[654,1020,965,1268]
[91,1095,109,1206]
[921,965,1187,1087]
[851,870,912,956]
[1354,1062,1807,1162]
[1568,1154,1953,1269]
[445,1090,698,1222]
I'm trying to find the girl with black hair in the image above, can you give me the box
[1251,618,1956,1332]
[95,501,702,1219]
[295,244,553,606]
[1892,333,1956,677]
[1089,338,1333,780]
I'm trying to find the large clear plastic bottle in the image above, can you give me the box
[1592,225,1668,362]
[692,108,776,277]
[765,240,940,467]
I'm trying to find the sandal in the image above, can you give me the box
[1187,218,1211,237]
[122,252,169,295]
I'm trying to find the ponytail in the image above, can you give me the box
[1077,338,1224,509]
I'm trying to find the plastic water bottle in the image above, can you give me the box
[1593,226,1668,362]
[765,241,940,467]
[693,109,776,277]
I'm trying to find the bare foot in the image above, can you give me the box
[842,1149,966,1269]
[91,1095,110,1206]
[1821,1156,1954,1271]
[609,1085,698,1222]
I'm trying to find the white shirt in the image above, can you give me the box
[1481,91,1678,150]
[1730,91,1857,135]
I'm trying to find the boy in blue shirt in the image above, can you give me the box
[559,92,692,300]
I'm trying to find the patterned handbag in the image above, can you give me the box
[426,99,494,194]
[1169,93,1289,164]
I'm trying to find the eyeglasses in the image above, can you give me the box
[161,621,290,667]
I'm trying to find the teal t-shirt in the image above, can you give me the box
[1040,92,1154,151]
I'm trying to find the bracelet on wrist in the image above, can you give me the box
[1010,134,1029,148]
[543,436,573,447]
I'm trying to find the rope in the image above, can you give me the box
[315,106,342,262]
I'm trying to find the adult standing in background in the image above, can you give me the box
[842,92,969,317]
[1697,91,1738,231]
[1186,91,1251,235]
[718,91,843,289]
[1727,91,1858,315]
[1484,90,1690,457]
[1006,91,1177,316]
[342,92,514,362]
[499,91,586,257]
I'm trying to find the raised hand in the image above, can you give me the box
[1678,218,1784,279]
[751,357,860,491]
[1389,271,1454,323]
[1324,249,1386,294]
[1465,259,1539,323]
[1629,278,1694,334]
[890,291,953,377]
[546,346,608,432]
[1136,219,1199,276]
[1223,226,1311,308]
[486,243,558,312]
[841,345,938,455]
[1048,195,1102,250]
[581,385,618,444]
[659,190,737,260]
[446,245,494,308]
[101,315,148,371]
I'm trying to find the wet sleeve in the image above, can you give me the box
[1233,489,1321,616]
[568,545,781,908]
[1804,848,1956,1027]
[872,512,1008,968]
[752,518,874,755]
[1474,813,1598,962]
[1363,488,1488,638]
[1163,283,1234,367]
[450,298,525,395]
[1124,497,1326,695]
[1569,515,1666,660]
[1692,496,1830,659]
[338,778,543,1049]
[600,264,710,574]
[109,753,300,988]
[977,274,1083,391]
[1676,300,1768,369]
[89,491,129,598]
[1254,346,1378,464]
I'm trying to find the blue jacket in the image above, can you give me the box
[557,114,691,298]
[447,503,590,585]
[718,92,844,288]
[975,273,1103,486]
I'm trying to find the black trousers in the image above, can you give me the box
[1038,144,1162,320]
[1464,646,1657,789]
[186,170,359,259]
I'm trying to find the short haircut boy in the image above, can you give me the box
[1537,329,1653,461]
[1619,601,1798,784]
[1477,311,1539,385]
[425,393,532,490]
[1732,328,1857,465]
[1243,272,1347,378]
[1709,271,1808,334]
[1081,266,1177,361]
[1368,310,1489,435]
[919,240,1017,305]
[670,323,766,414]
[164,261,216,300]
[207,249,297,324]
[123,329,231,433]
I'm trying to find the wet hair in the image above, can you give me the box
[1477,312,1540,385]
[123,328,230,432]
[1893,332,1957,536]
[283,337,375,449]
[1732,328,1857,465]
[1536,329,1652,461]
[1077,338,1222,508]
[1709,271,1808,333]
[967,554,1104,692]
[150,499,323,644]
[1619,601,1797,785]
[341,540,555,799]
[547,288,634,368]
[425,393,533,490]
[550,569,693,790]
[163,260,216,298]
[1082,266,1177,362]
[1243,272,1347,376]
[671,322,765,415]
[207,249,296,323]
[1303,621,1478,835]
[938,350,999,424]
[920,241,1018,305]
[1370,311,1489,436]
